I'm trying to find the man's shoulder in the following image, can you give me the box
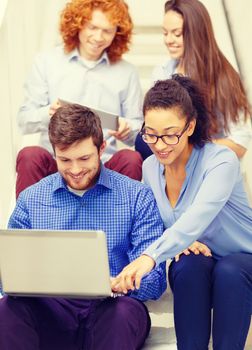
[34,45,68,64]
[19,173,60,200]
[106,168,151,193]
[110,58,138,74]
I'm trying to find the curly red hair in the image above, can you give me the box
[59,0,133,63]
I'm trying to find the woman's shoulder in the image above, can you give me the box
[198,143,239,168]
[151,59,178,82]
[143,154,159,166]
[143,155,162,177]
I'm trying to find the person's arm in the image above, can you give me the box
[112,149,240,291]
[17,53,51,135]
[213,117,252,158]
[144,150,240,265]
[213,138,246,158]
[122,186,167,301]
[110,67,143,146]
[8,193,31,229]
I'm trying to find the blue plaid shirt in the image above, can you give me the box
[8,166,167,301]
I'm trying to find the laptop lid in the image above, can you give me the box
[0,229,112,298]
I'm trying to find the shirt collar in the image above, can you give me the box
[52,163,113,194]
[96,163,113,189]
[51,173,68,193]
[68,48,110,66]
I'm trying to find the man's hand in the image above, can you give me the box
[175,241,212,262]
[110,277,125,293]
[111,255,155,294]
[108,117,131,141]
[49,99,61,117]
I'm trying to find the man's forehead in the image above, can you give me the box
[55,138,96,155]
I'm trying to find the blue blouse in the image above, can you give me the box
[143,143,252,265]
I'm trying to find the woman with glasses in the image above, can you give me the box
[112,75,252,350]
[135,0,251,161]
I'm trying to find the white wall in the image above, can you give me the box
[0,0,66,227]
[224,0,252,102]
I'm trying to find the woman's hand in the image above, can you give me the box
[175,241,212,262]
[111,255,155,294]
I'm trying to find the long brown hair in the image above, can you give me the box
[165,0,251,133]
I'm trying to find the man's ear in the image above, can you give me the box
[99,140,107,157]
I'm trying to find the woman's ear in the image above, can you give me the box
[187,119,196,136]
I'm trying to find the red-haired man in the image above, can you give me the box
[16,0,143,198]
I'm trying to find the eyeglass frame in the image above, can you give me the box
[140,121,190,146]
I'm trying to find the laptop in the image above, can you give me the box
[58,99,119,131]
[0,229,112,298]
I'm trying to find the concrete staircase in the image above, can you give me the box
[125,25,167,93]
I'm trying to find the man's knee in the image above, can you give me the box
[16,146,51,171]
[117,149,142,165]
[100,296,150,331]
[105,149,143,180]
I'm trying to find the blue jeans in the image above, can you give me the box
[168,253,252,350]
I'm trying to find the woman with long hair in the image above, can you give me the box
[135,0,251,160]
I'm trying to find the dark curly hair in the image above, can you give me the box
[143,74,212,147]
[49,103,103,151]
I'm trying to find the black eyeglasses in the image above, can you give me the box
[140,122,189,146]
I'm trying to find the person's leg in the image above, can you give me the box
[16,146,57,198]
[168,254,215,350]
[135,132,153,161]
[0,296,91,350]
[212,253,252,350]
[0,296,40,350]
[104,149,143,181]
[85,296,151,350]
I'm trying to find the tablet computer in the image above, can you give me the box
[58,99,119,131]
